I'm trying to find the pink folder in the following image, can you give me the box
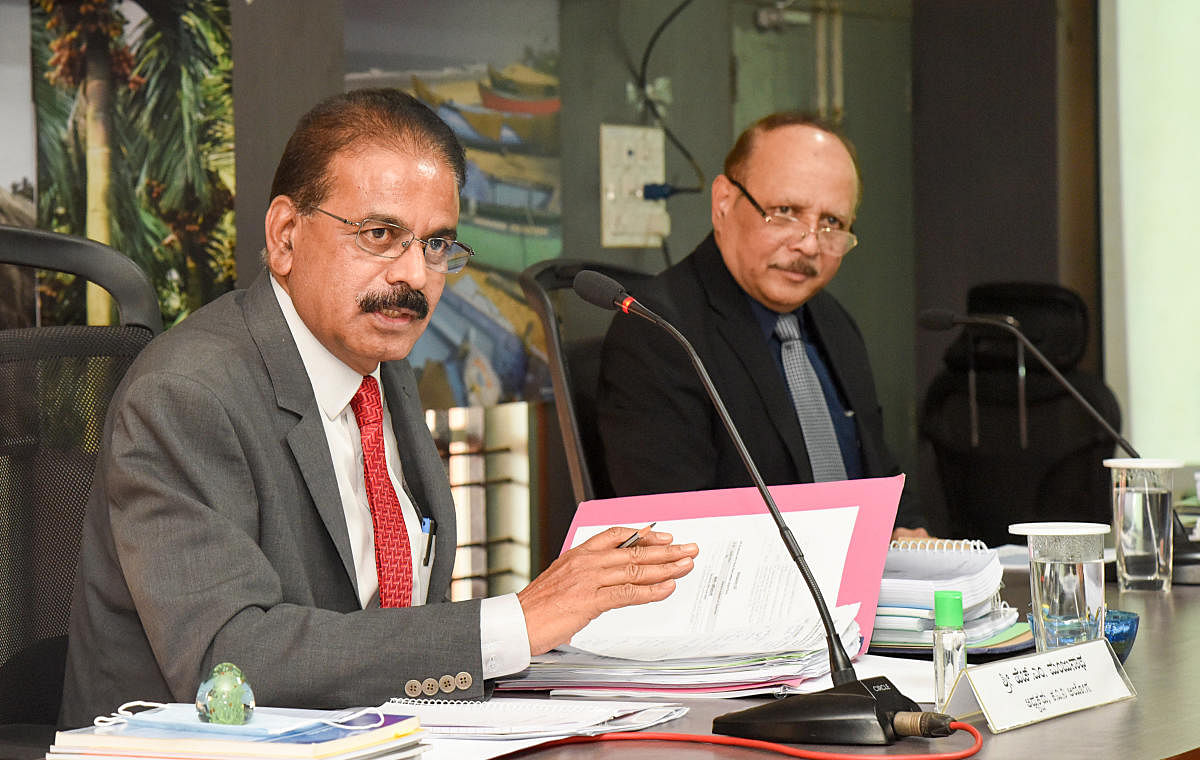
[562,475,904,654]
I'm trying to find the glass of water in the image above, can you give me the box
[1104,458,1183,592]
[1009,522,1109,651]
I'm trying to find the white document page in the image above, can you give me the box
[381,697,685,738]
[789,654,936,704]
[566,507,859,660]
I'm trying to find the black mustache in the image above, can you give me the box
[357,285,429,320]
[773,261,819,278]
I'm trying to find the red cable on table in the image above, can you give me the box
[536,721,983,759]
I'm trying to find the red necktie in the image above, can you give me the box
[349,376,413,608]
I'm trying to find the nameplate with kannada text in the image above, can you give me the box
[944,638,1135,733]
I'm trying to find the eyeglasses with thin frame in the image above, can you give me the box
[311,207,475,274]
[725,177,858,257]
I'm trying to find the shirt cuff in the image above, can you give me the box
[479,593,531,679]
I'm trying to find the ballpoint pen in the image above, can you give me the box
[617,522,656,549]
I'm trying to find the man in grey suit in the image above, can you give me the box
[60,88,698,727]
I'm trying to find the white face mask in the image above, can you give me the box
[94,702,383,737]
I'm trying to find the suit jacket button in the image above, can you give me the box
[404,679,422,698]
[439,675,456,693]
[422,678,439,696]
[455,671,473,690]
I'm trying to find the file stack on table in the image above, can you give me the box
[509,477,908,697]
[498,605,863,698]
[377,698,686,760]
[868,539,1029,655]
[379,697,686,739]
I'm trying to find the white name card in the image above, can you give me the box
[945,638,1136,733]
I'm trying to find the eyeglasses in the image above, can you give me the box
[311,207,475,274]
[726,177,858,257]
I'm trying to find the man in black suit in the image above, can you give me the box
[597,112,927,537]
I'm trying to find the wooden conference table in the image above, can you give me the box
[512,583,1200,759]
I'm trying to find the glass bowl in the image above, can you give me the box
[1023,610,1139,664]
[1104,609,1140,664]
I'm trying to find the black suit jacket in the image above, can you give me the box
[597,234,922,529]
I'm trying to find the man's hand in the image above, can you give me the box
[891,526,932,541]
[516,526,699,655]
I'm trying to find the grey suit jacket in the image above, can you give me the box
[60,272,481,728]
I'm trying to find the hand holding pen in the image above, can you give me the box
[516,522,697,655]
[617,522,656,548]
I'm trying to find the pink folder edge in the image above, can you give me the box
[562,475,905,655]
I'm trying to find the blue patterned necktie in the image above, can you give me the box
[775,313,847,482]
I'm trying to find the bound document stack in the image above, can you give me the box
[496,509,869,697]
[379,696,686,738]
[869,539,1027,654]
[498,478,905,697]
[49,705,423,760]
[498,608,862,698]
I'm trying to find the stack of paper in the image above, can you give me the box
[498,478,905,697]
[876,539,1003,610]
[379,697,685,739]
[498,608,862,698]
[374,698,686,760]
[49,706,423,760]
[869,539,1027,653]
[872,595,1018,645]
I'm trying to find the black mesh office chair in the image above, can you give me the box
[519,259,653,506]
[0,225,162,759]
[920,282,1120,547]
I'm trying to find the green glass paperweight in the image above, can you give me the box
[195,662,255,725]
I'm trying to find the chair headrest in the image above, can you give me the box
[944,281,1089,372]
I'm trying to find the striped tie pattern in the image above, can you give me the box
[350,376,413,607]
[774,313,847,482]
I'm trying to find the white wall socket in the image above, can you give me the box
[599,123,670,248]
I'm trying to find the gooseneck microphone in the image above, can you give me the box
[918,308,1139,458]
[573,271,854,680]
[575,270,935,745]
[919,308,1200,581]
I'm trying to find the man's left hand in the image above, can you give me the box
[891,526,932,541]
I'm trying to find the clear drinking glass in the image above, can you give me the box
[1104,458,1182,592]
[1009,522,1109,651]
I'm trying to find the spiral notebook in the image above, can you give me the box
[877,539,1002,610]
[379,697,685,739]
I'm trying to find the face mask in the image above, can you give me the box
[94,701,382,737]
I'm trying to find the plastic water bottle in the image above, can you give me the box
[933,590,967,714]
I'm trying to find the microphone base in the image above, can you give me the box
[1173,548,1200,585]
[1169,514,1200,585]
[712,676,921,745]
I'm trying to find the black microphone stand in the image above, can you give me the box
[919,310,1200,583]
[577,272,940,744]
[923,310,1138,457]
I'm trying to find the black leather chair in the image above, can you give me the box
[920,282,1121,547]
[0,225,161,759]
[519,259,653,506]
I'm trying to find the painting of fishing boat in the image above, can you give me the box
[413,74,559,155]
[405,63,564,273]
[344,12,562,404]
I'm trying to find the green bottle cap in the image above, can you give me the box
[934,590,964,627]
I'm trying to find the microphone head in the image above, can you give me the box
[573,269,627,311]
[917,308,958,331]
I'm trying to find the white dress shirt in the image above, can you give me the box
[271,276,530,678]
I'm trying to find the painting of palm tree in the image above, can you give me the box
[31,0,235,327]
